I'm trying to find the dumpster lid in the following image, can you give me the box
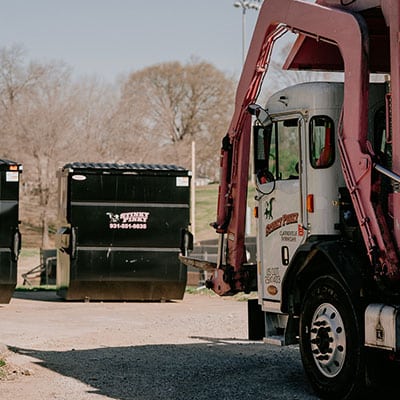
[63,162,189,173]
[0,159,22,171]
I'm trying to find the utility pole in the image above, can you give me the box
[191,140,196,241]
[233,1,263,65]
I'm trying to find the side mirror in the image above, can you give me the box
[247,104,272,127]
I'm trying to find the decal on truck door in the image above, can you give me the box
[265,212,299,237]
[264,198,275,219]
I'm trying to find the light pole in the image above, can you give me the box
[233,1,262,65]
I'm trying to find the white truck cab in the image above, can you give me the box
[252,82,386,344]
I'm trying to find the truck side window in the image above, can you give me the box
[253,125,272,174]
[253,124,276,184]
[274,119,299,180]
[310,116,335,169]
[253,118,299,181]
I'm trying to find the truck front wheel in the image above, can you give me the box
[299,275,365,399]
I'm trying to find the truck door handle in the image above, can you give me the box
[281,246,289,266]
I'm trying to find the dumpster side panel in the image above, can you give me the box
[64,249,187,300]
[56,169,71,291]
[71,249,187,281]
[0,250,16,303]
[0,161,21,303]
[56,165,190,301]
[72,203,188,247]
[70,173,190,204]
[0,201,19,246]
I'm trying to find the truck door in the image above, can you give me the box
[254,116,307,305]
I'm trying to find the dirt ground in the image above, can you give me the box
[16,250,41,287]
[0,250,318,399]
[0,288,320,400]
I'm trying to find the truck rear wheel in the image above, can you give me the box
[299,275,365,399]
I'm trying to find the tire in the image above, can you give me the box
[299,275,365,399]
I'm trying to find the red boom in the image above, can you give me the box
[211,0,400,295]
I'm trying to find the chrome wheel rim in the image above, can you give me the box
[309,303,346,378]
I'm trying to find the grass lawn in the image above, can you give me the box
[193,183,219,242]
[193,183,256,243]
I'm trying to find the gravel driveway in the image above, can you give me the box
[0,291,318,400]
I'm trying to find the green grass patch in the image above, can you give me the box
[20,248,40,258]
[232,292,258,301]
[194,183,256,242]
[185,286,215,296]
[194,184,219,242]
[0,358,6,379]
[185,286,257,302]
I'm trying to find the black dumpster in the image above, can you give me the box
[0,159,22,303]
[56,162,191,301]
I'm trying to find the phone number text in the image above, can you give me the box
[109,223,147,230]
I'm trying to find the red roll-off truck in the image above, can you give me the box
[181,0,400,398]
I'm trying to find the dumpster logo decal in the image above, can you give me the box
[106,211,150,230]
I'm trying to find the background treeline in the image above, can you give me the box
[1,43,332,248]
[0,45,236,248]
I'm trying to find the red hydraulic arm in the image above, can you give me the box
[387,1,400,279]
[209,0,400,295]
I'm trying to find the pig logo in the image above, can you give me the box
[106,212,120,223]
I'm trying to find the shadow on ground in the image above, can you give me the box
[10,340,318,400]
[11,290,180,304]
[12,290,62,302]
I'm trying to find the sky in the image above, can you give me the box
[0,0,266,83]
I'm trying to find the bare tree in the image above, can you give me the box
[118,60,236,177]
[0,45,49,155]
[11,64,81,248]
[0,44,125,247]
[68,77,119,163]
[0,47,237,247]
